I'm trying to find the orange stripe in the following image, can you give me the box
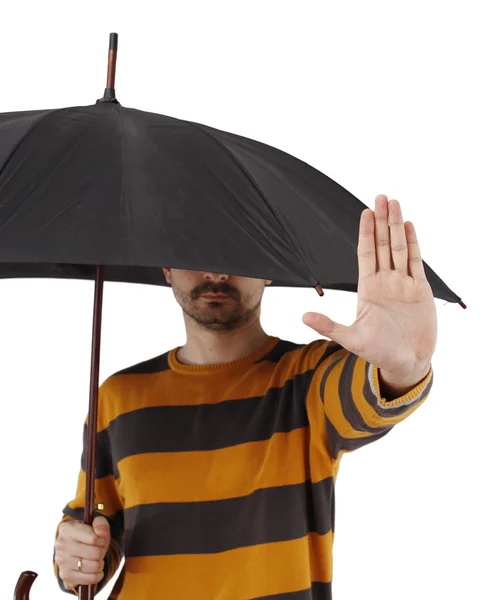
[67,470,124,515]
[117,532,333,599]
[118,427,335,507]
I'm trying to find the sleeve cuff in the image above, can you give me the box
[372,363,433,407]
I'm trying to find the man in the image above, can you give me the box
[53,195,436,598]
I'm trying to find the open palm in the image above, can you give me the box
[303,195,437,375]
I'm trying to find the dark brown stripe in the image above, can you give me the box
[59,477,334,558]
[252,581,332,599]
[86,371,314,479]
[122,477,335,556]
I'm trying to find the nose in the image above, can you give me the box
[203,272,229,282]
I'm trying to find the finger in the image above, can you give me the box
[69,539,108,562]
[374,195,391,271]
[302,312,359,354]
[70,554,104,575]
[405,221,427,279]
[357,208,376,279]
[388,199,408,273]
[65,521,107,547]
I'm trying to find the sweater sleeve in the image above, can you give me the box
[305,339,434,461]
[53,382,124,596]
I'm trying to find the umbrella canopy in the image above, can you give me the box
[0,84,462,305]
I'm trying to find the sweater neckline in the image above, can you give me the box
[168,336,280,374]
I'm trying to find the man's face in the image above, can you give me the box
[162,268,272,331]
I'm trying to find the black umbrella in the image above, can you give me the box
[5,32,465,600]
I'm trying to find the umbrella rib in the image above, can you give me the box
[184,120,318,286]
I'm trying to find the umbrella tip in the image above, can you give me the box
[109,32,118,51]
[315,283,324,297]
[459,300,467,309]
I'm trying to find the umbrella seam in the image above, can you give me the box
[184,120,318,287]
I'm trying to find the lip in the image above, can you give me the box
[201,294,230,300]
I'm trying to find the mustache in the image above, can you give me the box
[193,284,238,298]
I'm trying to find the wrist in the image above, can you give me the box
[378,362,431,399]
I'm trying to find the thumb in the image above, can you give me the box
[302,312,354,350]
[92,516,111,542]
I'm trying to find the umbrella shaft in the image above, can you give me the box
[80,265,105,600]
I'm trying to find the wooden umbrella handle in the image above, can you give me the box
[14,571,37,599]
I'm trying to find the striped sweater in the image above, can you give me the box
[53,336,433,599]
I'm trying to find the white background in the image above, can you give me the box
[0,1,483,599]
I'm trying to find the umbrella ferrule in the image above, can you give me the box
[96,88,120,104]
